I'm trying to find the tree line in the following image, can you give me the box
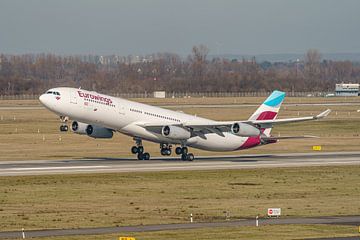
[0,46,359,95]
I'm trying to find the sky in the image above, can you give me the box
[0,0,359,55]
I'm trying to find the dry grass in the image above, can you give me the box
[1,97,360,160]
[2,96,360,107]
[0,166,359,231]
[1,97,359,239]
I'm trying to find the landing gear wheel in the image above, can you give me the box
[132,138,147,160]
[137,153,144,160]
[161,149,171,156]
[137,146,144,154]
[131,146,138,154]
[181,154,187,161]
[187,153,194,161]
[175,147,182,155]
[160,144,172,156]
[143,152,150,160]
[60,125,68,132]
[162,149,171,156]
[181,147,188,155]
[160,149,166,156]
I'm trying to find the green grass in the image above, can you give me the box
[0,166,359,231]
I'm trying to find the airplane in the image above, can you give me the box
[39,88,331,161]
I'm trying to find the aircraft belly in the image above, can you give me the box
[120,124,182,144]
[188,133,247,151]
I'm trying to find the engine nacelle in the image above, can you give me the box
[161,125,191,140]
[231,122,260,137]
[72,121,113,139]
[86,125,113,139]
[71,121,88,135]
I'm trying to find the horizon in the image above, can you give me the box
[3,51,360,63]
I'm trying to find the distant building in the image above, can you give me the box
[153,91,166,98]
[335,83,360,96]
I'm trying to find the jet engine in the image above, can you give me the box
[161,125,191,140]
[230,122,260,137]
[72,121,113,139]
[86,125,113,139]
[71,121,88,135]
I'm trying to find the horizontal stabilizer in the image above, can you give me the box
[262,135,318,141]
[315,109,331,119]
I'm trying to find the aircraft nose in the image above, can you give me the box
[39,94,46,106]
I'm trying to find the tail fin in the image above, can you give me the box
[249,90,286,135]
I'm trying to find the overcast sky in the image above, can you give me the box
[0,0,359,55]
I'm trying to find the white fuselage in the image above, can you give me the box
[39,87,258,151]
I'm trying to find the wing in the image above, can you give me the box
[137,109,331,139]
[184,109,331,130]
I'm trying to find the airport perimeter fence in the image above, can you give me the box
[0,91,330,100]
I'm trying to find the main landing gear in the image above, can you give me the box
[131,139,194,161]
[175,146,194,161]
[160,144,172,156]
[59,116,69,132]
[131,138,150,160]
[161,144,194,161]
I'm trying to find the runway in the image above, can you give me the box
[0,152,359,176]
[0,215,359,239]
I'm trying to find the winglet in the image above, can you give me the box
[315,109,331,119]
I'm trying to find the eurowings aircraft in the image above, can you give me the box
[39,88,330,161]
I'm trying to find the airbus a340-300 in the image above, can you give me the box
[39,88,330,161]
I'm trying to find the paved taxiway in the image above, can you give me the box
[0,215,359,239]
[0,152,359,176]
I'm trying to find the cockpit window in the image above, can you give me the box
[46,91,60,95]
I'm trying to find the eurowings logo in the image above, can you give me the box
[77,90,113,104]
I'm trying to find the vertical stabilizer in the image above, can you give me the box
[249,90,286,136]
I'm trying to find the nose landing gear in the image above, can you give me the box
[59,116,69,132]
[60,125,68,132]
[131,138,150,160]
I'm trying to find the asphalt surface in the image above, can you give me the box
[0,152,359,176]
[0,216,359,239]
